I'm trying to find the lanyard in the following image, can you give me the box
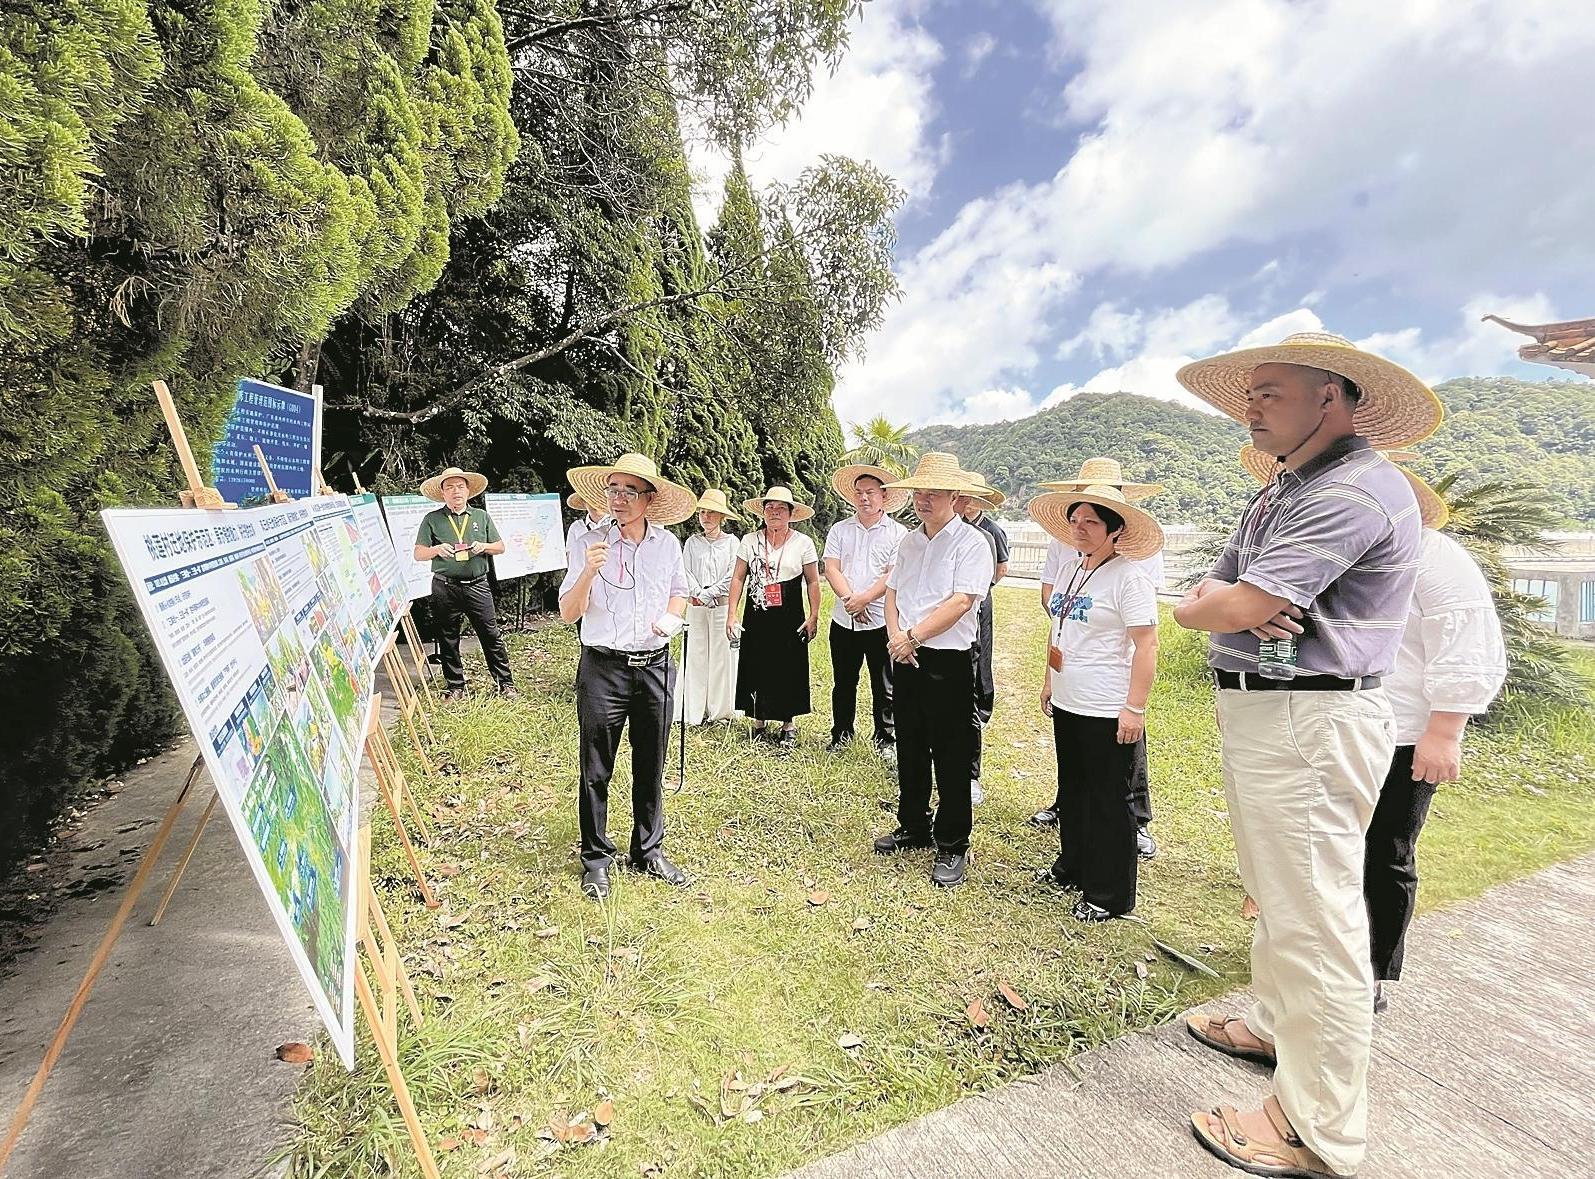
[446,512,472,545]
[761,529,791,580]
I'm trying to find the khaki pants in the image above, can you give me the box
[1216,686,1395,1177]
[678,601,736,724]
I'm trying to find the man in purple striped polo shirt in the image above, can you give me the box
[1170,332,1443,1179]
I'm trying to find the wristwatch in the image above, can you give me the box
[906,627,923,649]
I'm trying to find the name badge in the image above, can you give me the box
[1047,644,1063,672]
[762,582,783,608]
[454,543,471,562]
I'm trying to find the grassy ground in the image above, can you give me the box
[284,586,1595,1177]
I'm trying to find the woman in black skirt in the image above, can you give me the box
[1029,486,1164,922]
[727,487,821,749]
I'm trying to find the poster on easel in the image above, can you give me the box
[376,494,438,601]
[100,494,402,1067]
[210,379,322,504]
[484,492,566,581]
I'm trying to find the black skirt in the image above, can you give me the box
[735,573,810,721]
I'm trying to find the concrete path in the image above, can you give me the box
[790,852,1595,1179]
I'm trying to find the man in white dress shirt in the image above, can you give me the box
[560,454,696,900]
[823,465,909,754]
[871,454,994,888]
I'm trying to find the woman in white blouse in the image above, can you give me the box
[726,487,821,749]
[679,489,742,725]
[1031,486,1164,922]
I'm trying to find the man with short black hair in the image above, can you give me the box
[413,466,513,698]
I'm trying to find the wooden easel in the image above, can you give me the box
[397,608,438,709]
[363,694,440,910]
[253,444,292,504]
[381,631,437,774]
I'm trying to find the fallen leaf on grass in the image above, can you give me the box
[462,1128,489,1146]
[436,863,462,878]
[807,890,831,906]
[1134,961,1149,980]
[595,1099,615,1127]
[437,1137,461,1153]
[996,981,1028,1011]
[477,1147,516,1174]
[850,916,872,932]
[836,1033,864,1052]
[526,976,560,994]
[535,925,561,939]
[965,998,990,1028]
[275,1042,313,1064]
[472,1067,493,1095]
[473,1105,494,1131]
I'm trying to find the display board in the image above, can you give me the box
[210,379,321,504]
[377,494,439,601]
[101,494,407,1067]
[484,492,566,581]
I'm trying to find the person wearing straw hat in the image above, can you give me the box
[1033,457,1165,857]
[822,465,909,754]
[957,472,1009,805]
[1239,445,1505,1015]
[726,487,821,749]
[413,466,515,698]
[559,453,698,900]
[871,454,994,888]
[679,489,743,726]
[1172,332,1442,1179]
[1029,488,1162,922]
[565,492,611,564]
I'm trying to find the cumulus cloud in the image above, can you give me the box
[947,385,1038,424]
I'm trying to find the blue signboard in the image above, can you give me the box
[211,379,321,504]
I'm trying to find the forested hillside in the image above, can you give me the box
[910,377,1595,528]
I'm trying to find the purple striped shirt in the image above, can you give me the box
[1207,436,1422,678]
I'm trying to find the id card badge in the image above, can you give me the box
[1047,644,1063,672]
[762,581,784,608]
[453,542,471,562]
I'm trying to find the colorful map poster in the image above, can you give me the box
[211,379,321,504]
[101,494,403,1068]
[377,494,438,601]
[484,492,566,581]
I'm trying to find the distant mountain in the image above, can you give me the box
[908,377,1595,529]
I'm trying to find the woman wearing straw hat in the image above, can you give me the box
[726,487,821,749]
[679,489,743,726]
[822,465,910,754]
[1239,445,1505,1015]
[412,466,515,698]
[870,454,994,889]
[1172,331,1441,1179]
[559,453,698,900]
[1033,457,1165,857]
[1029,487,1162,922]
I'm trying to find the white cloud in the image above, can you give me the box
[947,385,1038,424]
[962,32,997,77]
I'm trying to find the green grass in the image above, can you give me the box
[283,587,1595,1177]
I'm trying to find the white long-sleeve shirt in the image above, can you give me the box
[1386,529,1507,745]
[683,532,739,604]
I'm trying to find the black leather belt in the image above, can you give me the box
[587,644,668,667]
[432,573,487,586]
[1214,670,1381,692]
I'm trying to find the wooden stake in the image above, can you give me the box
[147,789,219,927]
[152,380,225,509]
[363,697,439,909]
[252,444,292,504]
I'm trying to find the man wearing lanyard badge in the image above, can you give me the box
[414,466,515,699]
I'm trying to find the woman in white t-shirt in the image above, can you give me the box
[679,489,744,726]
[1031,487,1164,921]
[726,487,821,748]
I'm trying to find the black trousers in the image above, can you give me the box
[1365,744,1435,981]
[430,574,514,689]
[576,647,674,871]
[829,622,894,744]
[894,647,976,855]
[971,595,996,780]
[1051,732,1152,826]
[1052,709,1138,915]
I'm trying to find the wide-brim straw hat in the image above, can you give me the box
[742,486,814,522]
[1028,487,1165,560]
[566,492,588,511]
[883,452,985,495]
[831,464,910,513]
[421,466,488,501]
[1239,444,1450,530]
[566,452,697,526]
[694,488,743,520]
[1177,330,1444,449]
[963,470,1007,509]
[1039,456,1163,500]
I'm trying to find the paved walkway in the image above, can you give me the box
[791,852,1595,1179]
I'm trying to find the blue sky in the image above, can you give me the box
[691,0,1595,428]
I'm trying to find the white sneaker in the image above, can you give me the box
[970,779,984,806]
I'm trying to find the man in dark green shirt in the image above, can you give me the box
[413,466,515,697]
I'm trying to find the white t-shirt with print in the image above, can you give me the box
[1047,555,1158,718]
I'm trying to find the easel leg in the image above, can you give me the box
[355,963,439,1177]
[148,790,219,927]
[0,756,204,1170]
[380,788,439,910]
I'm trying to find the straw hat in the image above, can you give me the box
[566,452,697,526]
[831,464,910,513]
[1039,457,1163,500]
[883,452,985,495]
[1177,330,1444,449]
[1238,444,1450,530]
[420,466,488,501]
[1028,487,1165,560]
[694,488,743,520]
[963,470,1007,509]
[742,486,815,522]
[566,492,589,511]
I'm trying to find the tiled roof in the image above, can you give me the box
[1484,314,1595,376]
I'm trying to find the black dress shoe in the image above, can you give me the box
[931,852,966,888]
[635,853,688,887]
[580,865,610,900]
[1029,807,1059,827]
[777,730,798,750]
[826,735,852,753]
[1072,899,1118,923]
[1035,864,1079,889]
[872,827,934,855]
[498,682,519,698]
[1136,825,1158,860]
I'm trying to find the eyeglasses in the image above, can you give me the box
[605,485,648,503]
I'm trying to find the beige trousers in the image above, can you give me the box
[1216,686,1395,1177]
[678,601,736,724]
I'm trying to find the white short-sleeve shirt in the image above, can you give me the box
[887,518,994,651]
[559,522,689,651]
[736,529,818,582]
[1047,555,1158,718]
[823,514,907,630]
